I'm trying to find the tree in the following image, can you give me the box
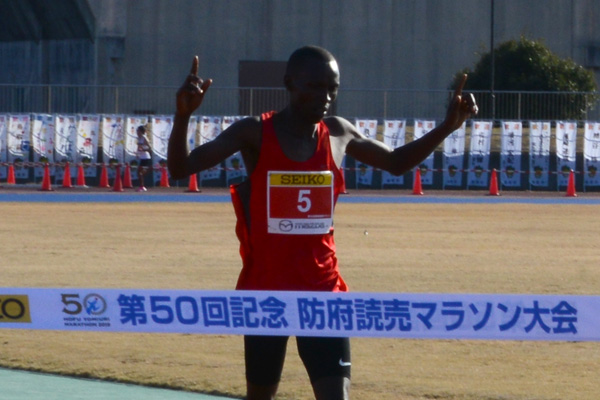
[452,36,598,120]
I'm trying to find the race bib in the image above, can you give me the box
[267,171,334,235]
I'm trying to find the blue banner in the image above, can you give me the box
[1,288,598,341]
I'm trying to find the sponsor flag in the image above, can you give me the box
[77,114,100,177]
[583,121,600,188]
[413,120,436,185]
[150,115,173,184]
[125,115,149,180]
[354,119,378,187]
[555,121,577,187]
[443,122,466,187]
[222,116,247,184]
[7,114,31,179]
[199,116,223,182]
[340,155,349,186]
[467,120,492,187]
[101,115,125,178]
[381,120,406,186]
[500,121,522,187]
[0,115,7,179]
[54,115,77,182]
[31,114,56,179]
[529,121,551,188]
[187,115,198,150]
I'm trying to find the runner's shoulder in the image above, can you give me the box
[228,116,262,132]
[220,117,262,150]
[324,116,363,142]
[323,116,355,138]
[223,116,262,143]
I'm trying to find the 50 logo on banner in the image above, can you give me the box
[61,293,112,328]
[0,295,31,323]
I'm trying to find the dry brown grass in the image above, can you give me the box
[0,200,599,399]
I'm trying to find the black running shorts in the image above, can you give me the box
[244,335,351,385]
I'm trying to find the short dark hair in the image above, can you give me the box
[137,125,146,133]
[285,46,335,76]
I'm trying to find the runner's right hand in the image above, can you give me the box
[176,56,213,117]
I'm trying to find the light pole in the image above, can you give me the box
[490,0,496,123]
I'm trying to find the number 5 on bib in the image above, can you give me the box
[267,171,334,235]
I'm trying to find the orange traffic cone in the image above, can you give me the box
[412,168,424,195]
[76,164,87,187]
[39,163,54,191]
[62,162,73,188]
[112,164,124,192]
[488,168,500,196]
[123,163,133,188]
[160,166,170,188]
[7,164,16,184]
[566,169,577,197]
[186,173,200,192]
[99,163,110,188]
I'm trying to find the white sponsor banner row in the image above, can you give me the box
[1,288,598,342]
[2,115,600,188]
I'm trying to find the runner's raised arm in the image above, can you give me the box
[167,56,212,179]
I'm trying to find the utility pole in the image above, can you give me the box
[490,0,496,123]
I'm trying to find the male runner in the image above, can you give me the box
[168,46,477,400]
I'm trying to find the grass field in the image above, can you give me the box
[0,199,599,399]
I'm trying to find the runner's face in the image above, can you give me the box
[289,59,340,124]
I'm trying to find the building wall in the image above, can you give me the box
[94,0,599,88]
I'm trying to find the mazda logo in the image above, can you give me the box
[279,220,293,232]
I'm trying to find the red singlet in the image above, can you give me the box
[231,111,348,292]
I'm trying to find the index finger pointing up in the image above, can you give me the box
[190,55,199,76]
[454,74,467,97]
